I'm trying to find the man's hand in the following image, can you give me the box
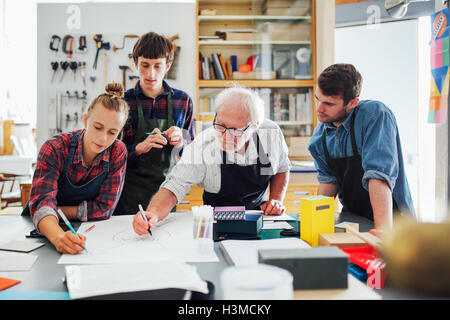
[132,210,159,235]
[262,199,285,216]
[135,128,167,155]
[164,126,183,148]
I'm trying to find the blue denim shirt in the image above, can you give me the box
[308,100,415,216]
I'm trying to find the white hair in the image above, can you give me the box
[213,86,265,126]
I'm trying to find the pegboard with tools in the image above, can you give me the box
[46,32,182,137]
[37,2,196,149]
[46,33,144,136]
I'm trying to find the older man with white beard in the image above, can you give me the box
[131,86,291,235]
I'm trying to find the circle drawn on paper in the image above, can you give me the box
[112,229,171,243]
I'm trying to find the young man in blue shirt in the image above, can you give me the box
[308,63,415,231]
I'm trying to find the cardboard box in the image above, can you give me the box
[231,71,276,80]
[261,23,311,41]
[258,247,348,290]
[263,7,310,16]
[285,136,313,159]
[222,32,257,41]
[318,233,367,248]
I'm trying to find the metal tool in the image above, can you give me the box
[113,34,139,52]
[50,35,61,56]
[59,61,70,82]
[119,65,129,90]
[77,35,87,53]
[81,90,87,113]
[50,61,59,83]
[69,61,78,81]
[78,61,86,86]
[92,34,110,69]
[62,35,74,58]
[129,75,139,88]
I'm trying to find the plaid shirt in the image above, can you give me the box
[29,129,127,230]
[122,80,195,165]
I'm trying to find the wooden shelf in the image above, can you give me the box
[198,15,312,21]
[199,40,311,46]
[276,121,313,126]
[198,79,315,88]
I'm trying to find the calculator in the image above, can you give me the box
[214,206,246,221]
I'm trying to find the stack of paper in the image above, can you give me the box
[65,261,208,300]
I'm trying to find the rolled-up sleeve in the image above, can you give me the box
[29,141,62,232]
[160,138,206,203]
[361,110,399,192]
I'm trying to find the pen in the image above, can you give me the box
[84,225,96,234]
[146,132,166,136]
[57,209,88,253]
[138,204,152,236]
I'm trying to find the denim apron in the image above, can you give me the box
[321,109,398,221]
[203,132,273,210]
[114,93,175,215]
[22,131,109,215]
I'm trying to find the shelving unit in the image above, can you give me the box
[195,0,317,144]
[178,0,319,212]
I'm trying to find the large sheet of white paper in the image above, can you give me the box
[58,212,218,265]
[65,261,208,300]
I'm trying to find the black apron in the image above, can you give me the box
[22,131,109,215]
[114,93,175,215]
[321,109,398,221]
[203,132,273,210]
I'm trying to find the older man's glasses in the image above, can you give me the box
[213,115,252,137]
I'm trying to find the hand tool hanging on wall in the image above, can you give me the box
[113,34,139,52]
[60,61,70,82]
[77,35,87,53]
[50,35,61,56]
[119,65,129,90]
[129,75,139,88]
[92,34,110,69]
[81,90,87,113]
[51,61,59,83]
[78,61,86,86]
[62,35,74,59]
[104,52,109,87]
[69,61,78,81]
[56,91,62,133]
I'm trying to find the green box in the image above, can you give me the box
[258,246,348,290]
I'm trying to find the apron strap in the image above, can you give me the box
[167,91,174,124]
[136,96,145,131]
[349,108,359,156]
[63,131,81,175]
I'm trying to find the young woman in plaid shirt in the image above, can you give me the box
[24,83,129,254]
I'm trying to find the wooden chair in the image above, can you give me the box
[0,173,22,209]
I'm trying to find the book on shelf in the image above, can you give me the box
[231,55,238,72]
[199,35,221,40]
[215,28,257,33]
[211,53,226,80]
[201,57,211,80]
[209,62,216,80]
[218,54,230,80]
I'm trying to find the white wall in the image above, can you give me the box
[36,2,196,149]
[335,20,421,216]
